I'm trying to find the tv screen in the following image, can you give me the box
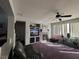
[30,28,39,36]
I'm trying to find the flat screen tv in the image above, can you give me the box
[30,28,39,36]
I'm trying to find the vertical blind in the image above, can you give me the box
[51,23,69,37]
[51,21,79,37]
[51,24,62,35]
[62,23,68,36]
[70,22,79,37]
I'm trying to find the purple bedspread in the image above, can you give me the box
[33,42,79,59]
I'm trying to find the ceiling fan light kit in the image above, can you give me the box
[55,12,72,21]
[56,12,72,18]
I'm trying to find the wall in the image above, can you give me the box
[0,0,15,59]
[0,16,14,59]
[25,19,30,45]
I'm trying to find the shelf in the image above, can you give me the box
[30,24,40,43]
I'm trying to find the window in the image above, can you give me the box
[62,23,69,37]
[51,20,79,38]
[51,24,62,35]
[70,22,79,37]
[51,23,70,37]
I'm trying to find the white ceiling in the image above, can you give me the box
[11,0,79,23]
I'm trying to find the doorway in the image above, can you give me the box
[15,21,25,45]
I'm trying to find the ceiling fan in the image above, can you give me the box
[56,12,72,18]
[56,12,72,21]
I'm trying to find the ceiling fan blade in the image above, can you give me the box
[61,15,72,17]
[56,14,61,18]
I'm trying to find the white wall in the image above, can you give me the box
[25,19,30,45]
[0,0,15,59]
[0,16,15,59]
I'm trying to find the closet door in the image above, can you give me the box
[15,21,25,45]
